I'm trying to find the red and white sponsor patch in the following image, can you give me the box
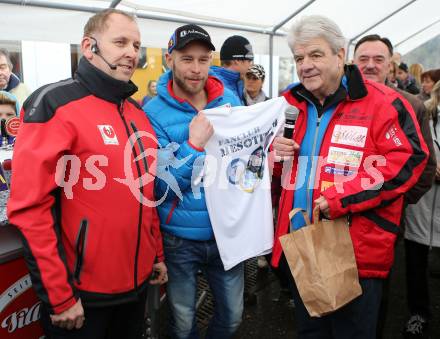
[97,125,119,145]
[5,117,20,137]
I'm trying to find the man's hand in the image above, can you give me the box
[314,196,330,219]
[189,112,214,149]
[50,299,84,330]
[150,262,168,285]
[272,136,299,160]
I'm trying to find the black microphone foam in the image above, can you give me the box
[283,106,299,139]
[1,119,7,138]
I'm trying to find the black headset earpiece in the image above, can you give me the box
[90,37,99,54]
[91,43,99,54]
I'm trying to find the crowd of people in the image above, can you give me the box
[2,7,440,339]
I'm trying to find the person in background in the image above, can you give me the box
[141,79,157,107]
[387,60,399,88]
[392,51,402,65]
[353,34,436,206]
[144,24,243,339]
[409,63,424,88]
[211,35,254,104]
[7,9,167,338]
[0,48,31,110]
[243,64,269,106]
[353,33,437,339]
[403,79,440,339]
[0,91,19,146]
[397,62,420,95]
[419,69,440,102]
[272,15,428,338]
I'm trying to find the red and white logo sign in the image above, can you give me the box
[5,117,20,137]
[98,125,119,145]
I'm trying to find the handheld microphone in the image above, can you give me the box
[91,38,118,70]
[283,106,299,139]
[1,119,8,146]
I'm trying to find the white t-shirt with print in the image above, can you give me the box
[201,97,288,270]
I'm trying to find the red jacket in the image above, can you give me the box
[7,58,164,314]
[272,66,428,279]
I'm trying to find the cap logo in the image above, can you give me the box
[181,29,209,38]
[244,43,254,59]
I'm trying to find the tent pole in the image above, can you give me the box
[0,0,285,36]
[394,18,440,49]
[268,0,315,97]
[109,0,121,8]
[345,0,417,61]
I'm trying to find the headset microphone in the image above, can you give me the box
[90,38,118,70]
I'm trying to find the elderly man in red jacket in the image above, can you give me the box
[272,15,428,339]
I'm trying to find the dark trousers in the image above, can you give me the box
[281,256,383,339]
[405,238,430,318]
[39,290,147,339]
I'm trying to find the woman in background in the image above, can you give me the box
[141,79,157,107]
[409,63,424,87]
[419,69,440,102]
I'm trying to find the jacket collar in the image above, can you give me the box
[290,64,367,104]
[211,66,241,83]
[5,73,20,92]
[75,57,138,104]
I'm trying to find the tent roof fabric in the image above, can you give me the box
[0,0,438,55]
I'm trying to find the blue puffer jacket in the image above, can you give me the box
[210,65,244,105]
[144,71,240,240]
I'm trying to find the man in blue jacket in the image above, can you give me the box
[211,35,254,104]
[144,24,243,339]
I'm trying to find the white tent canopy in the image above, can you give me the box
[0,0,439,94]
[1,0,439,56]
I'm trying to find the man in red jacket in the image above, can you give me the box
[7,9,167,338]
[272,15,428,338]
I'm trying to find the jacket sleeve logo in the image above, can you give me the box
[98,125,119,145]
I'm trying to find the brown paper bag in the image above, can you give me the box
[279,207,362,317]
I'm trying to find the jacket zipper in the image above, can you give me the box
[73,219,88,284]
[297,92,322,217]
[296,93,347,218]
[117,101,144,293]
[306,118,321,217]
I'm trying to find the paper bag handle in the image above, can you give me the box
[288,208,311,226]
[313,205,322,224]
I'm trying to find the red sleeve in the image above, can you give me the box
[7,108,78,314]
[323,96,429,218]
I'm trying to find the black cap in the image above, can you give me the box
[220,35,254,61]
[168,24,215,54]
[398,62,408,72]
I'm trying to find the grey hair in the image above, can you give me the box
[287,15,346,54]
[0,48,13,69]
